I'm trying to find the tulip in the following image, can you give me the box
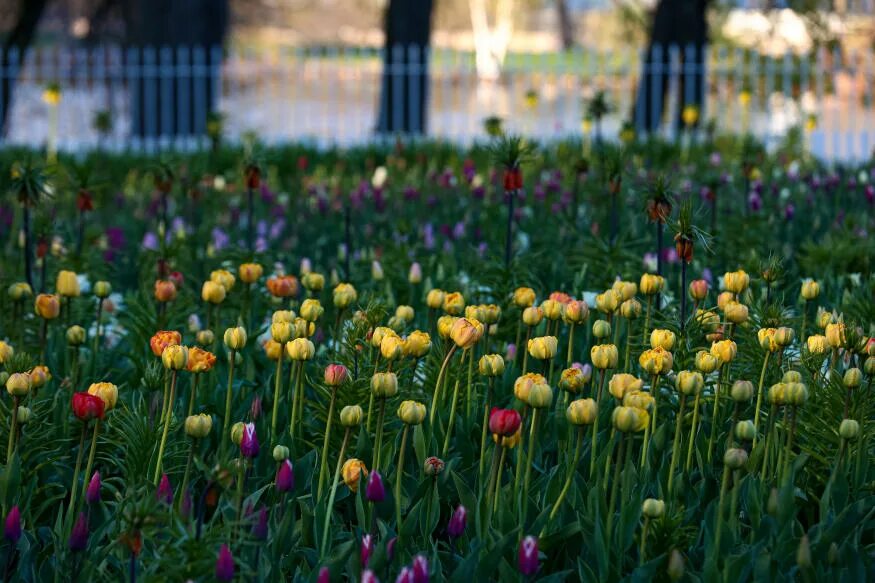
[608,373,643,400]
[362,571,379,583]
[276,459,295,493]
[154,279,177,303]
[723,270,749,294]
[240,423,259,458]
[518,536,539,576]
[558,367,586,394]
[56,270,80,298]
[4,506,21,544]
[150,330,182,357]
[301,298,324,322]
[411,555,429,583]
[724,301,748,324]
[426,288,445,309]
[215,544,235,582]
[443,291,465,316]
[342,458,367,492]
[689,279,708,301]
[68,512,89,551]
[85,471,101,504]
[365,470,386,503]
[403,331,432,358]
[489,408,522,436]
[360,533,374,567]
[447,505,467,538]
[156,473,173,505]
[201,280,226,305]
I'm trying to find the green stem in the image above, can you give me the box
[685,390,702,472]
[541,426,584,536]
[642,296,652,346]
[639,517,650,565]
[566,324,575,368]
[428,344,458,428]
[752,352,770,447]
[317,386,337,500]
[484,443,503,533]
[289,362,302,440]
[623,319,633,373]
[667,394,686,497]
[606,432,625,542]
[80,420,101,514]
[714,462,730,556]
[187,374,201,417]
[179,439,196,514]
[521,408,541,522]
[478,378,495,487]
[320,428,350,557]
[522,327,531,374]
[373,397,387,473]
[395,424,410,533]
[154,370,179,483]
[781,406,797,484]
[221,350,237,455]
[6,396,19,464]
[65,424,87,529]
[465,347,475,420]
[270,353,284,442]
[590,369,608,478]
[707,364,726,463]
[442,353,467,456]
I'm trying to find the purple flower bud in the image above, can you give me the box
[386,536,397,561]
[395,568,414,583]
[365,470,385,503]
[85,471,101,504]
[518,536,539,576]
[362,570,380,583]
[276,459,294,492]
[318,566,330,583]
[68,512,89,552]
[4,506,21,544]
[215,544,235,582]
[251,506,269,540]
[156,473,173,505]
[447,505,467,539]
[412,554,429,583]
[240,423,260,458]
[361,533,374,567]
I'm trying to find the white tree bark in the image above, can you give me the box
[469,0,514,81]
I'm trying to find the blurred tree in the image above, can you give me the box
[0,0,50,137]
[556,0,575,51]
[123,0,228,139]
[633,0,710,133]
[376,0,434,134]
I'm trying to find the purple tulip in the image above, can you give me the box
[361,533,374,567]
[365,471,385,503]
[215,544,235,582]
[251,507,269,540]
[240,423,260,458]
[447,505,467,539]
[395,567,414,583]
[318,566,330,583]
[362,570,380,583]
[276,459,294,492]
[156,474,173,505]
[85,471,101,504]
[412,554,429,583]
[4,506,21,544]
[68,512,89,551]
[386,536,397,561]
[518,536,539,576]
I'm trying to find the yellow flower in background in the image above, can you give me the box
[443,292,465,316]
[738,90,751,108]
[695,350,719,374]
[527,336,558,360]
[450,317,482,349]
[426,289,446,309]
[513,287,536,308]
[639,274,664,296]
[591,344,619,370]
[757,328,779,353]
[210,269,236,292]
[87,382,118,411]
[43,84,61,106]
[608,373,643,400]
[710,340,737,365]
[639,347,673,375]
[238,263,263,284]
[825,322,847,348]
[56,271,80,297]
[403,331,432,358]
[807,334,828,354]
[566,398,597,425]
[682,104,699,127]
[437,315,457,339]
[612,406,649,433]
[723,270,749,295]
[650,329,676,351]
[341,458,368,492]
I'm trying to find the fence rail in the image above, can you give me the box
[1,43,873,160]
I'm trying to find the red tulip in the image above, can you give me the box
[72,392,105,421]
[489,408,521,437]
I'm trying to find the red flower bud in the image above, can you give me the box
[71,392,105,421]
[489,408,521,437]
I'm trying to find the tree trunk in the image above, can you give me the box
[632,0,709,134]
[376,0,434,135]
[556,0,575,51]
[124,0,228,140]
[0,0,49,138]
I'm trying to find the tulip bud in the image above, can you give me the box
[667,550,685,581]
[595,290,620,314]
[592,320,612,339]
[620,299,641,320]
[541,299,563,321]
[674,370,703,396]
[6,373,32,397]
[639,347,673,375]
[93,281,112,298]
[275,459,294,492]
[342,458,368,492]
[839,419,860,440]
[865,356,875,375]
[239,423,259,458]
[238,262,263,284]
[426,289,445,309]
[230,422,245,445]
[782,370,802,383]
[735,420,756,441]
[447,505,467,538]
[35,294,61,319]
[215,544,235,582]
[424,456,445,476]
[397,401,426,425]
[591,344,619,369]
[526,381,553,408]
[403,331,431,358]
[558,367,586,393]
[825,322,847,348]
[797,534,812,569]
[365,470,386,502]
[271,322,293,343]
[286,338,315,361]
[15,406,31,424]
[843,368,862,389]
[450,317,482,349]
[161,344,189,370]
[566,399,597,425]
[85,471,101,504]
[184,414,213,438]
[437,315,457,339]
[723,270,749,294]
[300,299,324,322]
[639,273,664,295]
[522,306,544,327]
[223,326,247,351]
[800,279,819,301]
[340,405,363,427]
[518,536,539,576]
[333,283,358,309]
[642,498,665,519]
[201,280,226,304]
[68,512,89,551]
[689,279,708,301]
[408,262,422,284]
[775,327,794,347]
[443,292,465,316]
[157,474,173,505]
[87,382,118,410]
[609,373,643,400]
[612,406,649,432]
[380,335,404,360]
[489,408,522,436]
[723,448,749,470]
[66,325,86,346]
[371,372,398,398]
[513,287,536,308]
[478,354,505,377]
[196,330,215,346]
[56,270,81,297]
[563,300,590,324]
[724,301,749,324]
[730,380,753,402]
[272,445,290,462]
[785,382,809,406]
[527,336,558,360]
